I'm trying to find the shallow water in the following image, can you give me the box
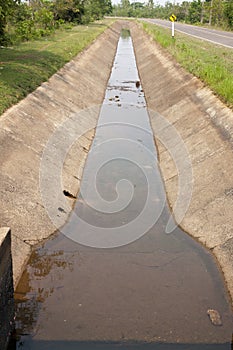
[9,30,233,350]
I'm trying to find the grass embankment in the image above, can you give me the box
[141,21,233,108]
[0,19,114,116]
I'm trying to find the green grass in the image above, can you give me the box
[141,21,233,108]
[0,19,114,115]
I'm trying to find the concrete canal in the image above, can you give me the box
[9,29,233,349]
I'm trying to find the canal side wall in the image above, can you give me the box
[0,21,124,287]
[0,228,14,350]
[1,18,233,308]
[130,22,233,303]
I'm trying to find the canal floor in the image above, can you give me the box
[10,30,233,349]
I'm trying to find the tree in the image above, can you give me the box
[188,0,202,23]
[82,0,112,22]
[120,0,132,16]
[208,0,224,25]
[224,0,233,28]
[0,0,19,43]
[176,1,190,21]
[52,0,84,23]
[148,0,154,10]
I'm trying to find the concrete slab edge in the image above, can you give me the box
[0,227,14,350]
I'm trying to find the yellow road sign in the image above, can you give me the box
[169,14,177,22]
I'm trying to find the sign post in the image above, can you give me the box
[169,14,177,38]
[172,21,175,37]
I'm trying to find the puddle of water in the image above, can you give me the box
[9,30,233,349]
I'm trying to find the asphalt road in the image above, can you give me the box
[142,18,233,48]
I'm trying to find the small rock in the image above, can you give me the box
[207,309,222,326]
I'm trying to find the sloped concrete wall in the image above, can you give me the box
[0,21,124,287]
[130,22,233,303]
[1,19,233,308]
[0,228,14,350]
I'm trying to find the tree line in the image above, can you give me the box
[0,0,112,45]
[0,0,232,45]
[112,0,233,29]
